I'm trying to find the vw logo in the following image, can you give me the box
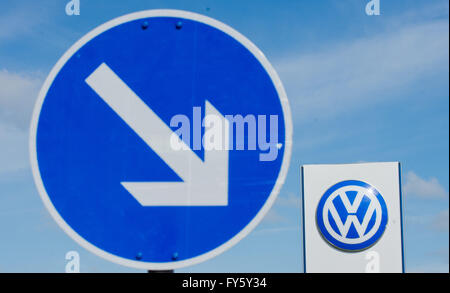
[316,180,388,251]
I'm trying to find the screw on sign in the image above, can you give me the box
[30,10,292,270]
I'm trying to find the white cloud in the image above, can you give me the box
[408,262,449,273]
[260,191,300,226]
[0,8,34,40]
[431,209,449,232]
[260,208,288,225]
[404,171,448,199]
[0,3,52,42]
[276,18,449,123]
[409,246,449,273]
[392,0,449,26]
[275,191,300,208]
[0,69,42,130]
[0,69,42,174]
[254,226,298,236]
[0,123,29,174]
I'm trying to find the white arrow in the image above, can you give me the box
[85,63,229,206]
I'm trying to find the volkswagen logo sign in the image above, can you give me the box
[316,180,388,251]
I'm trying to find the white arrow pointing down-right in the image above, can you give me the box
[85,63,229,206]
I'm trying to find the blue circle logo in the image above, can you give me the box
[316,180,388,251]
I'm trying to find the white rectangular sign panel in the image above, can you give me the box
[301,162,405,273]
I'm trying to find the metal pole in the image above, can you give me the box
[147,270,174,273]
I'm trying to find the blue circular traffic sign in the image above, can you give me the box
[30,10,292,269]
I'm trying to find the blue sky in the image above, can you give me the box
[0,0,448,272]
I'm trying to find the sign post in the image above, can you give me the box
[301,162,405,273]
